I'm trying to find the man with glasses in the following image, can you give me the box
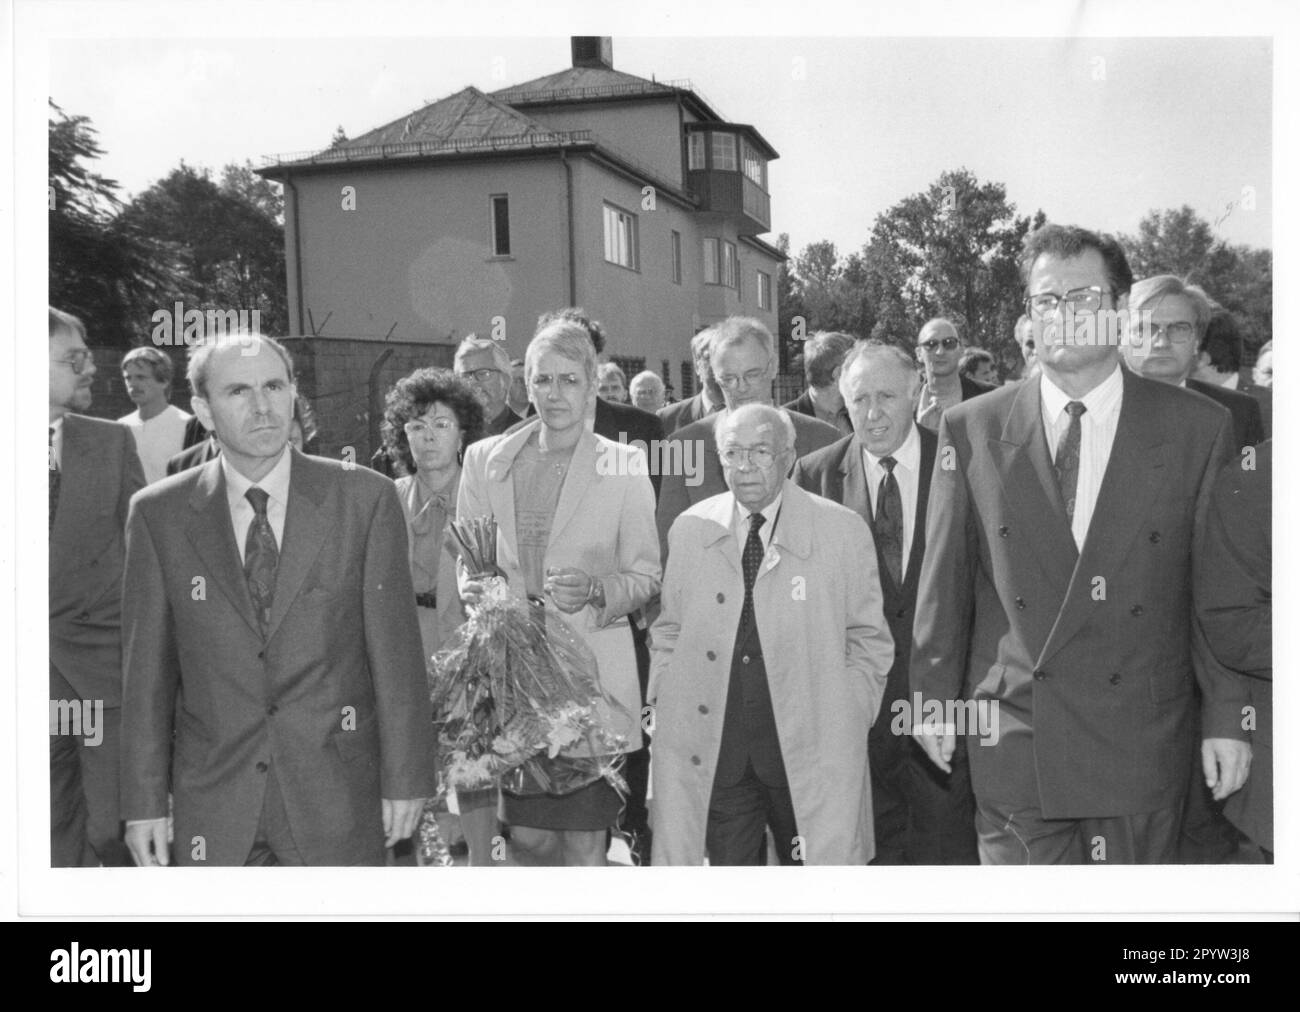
[911,224,1251,864]
[1121,276,1263,454]
[915,318,995,432]
[49,307,145,866]
[655,316,840,562]
[648,403,893,865]
[454,334,521,437]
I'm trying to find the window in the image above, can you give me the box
[687,132,707,171]
[702,238,719,284]
[603,203,638,270]
[711,132,737,171]
[490,194,510,256]
[742,139,766,189]
[721,240,737,289]
[671,230,682,284]
[757,270,772,310]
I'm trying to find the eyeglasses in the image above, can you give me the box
[456,368,502,384]
[530,373,584,391]
[1133,321,1197,345]
[716,368,768,390]
[53,348,93,374]
[720,445,778,469]
[404,418,458,439]
[918,337,960,353]
[1025,286,1110,318]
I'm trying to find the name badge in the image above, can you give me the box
[763,546,780,573]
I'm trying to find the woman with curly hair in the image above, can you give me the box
[382,367,497,864]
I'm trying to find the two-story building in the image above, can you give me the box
[258,36,782,427]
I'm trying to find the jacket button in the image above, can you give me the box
[1149,531,1161,544]
[998,525,1009,537]
[1109,673,1121,686]
[716,592,725,603]
[698,704,709,715]
[690,755,701,766]
[1033,670,1047,681]
[1130,605,1144,617]
[706,650,716,661]
[255,761,269,773]
[1015,597,1025,610]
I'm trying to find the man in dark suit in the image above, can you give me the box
[782,330,855,434]
[1198,441,1271,860]
[1122,276,1264,453]
[792,341,976,865]
[121,333,435,866]
[657,327,724,436]
[656,316,841,563]
[49,307,146,866]
[1191,308,1271,440]
[914,317,996,432]
[912,224,1251,864]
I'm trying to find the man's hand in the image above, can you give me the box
[916,387,942,431]
[125,819,170,866]
[1202,738,1252,801]
[545,567,594,614]
[913,721,956,774]
[382,798,426,848]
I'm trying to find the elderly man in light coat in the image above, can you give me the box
[648,404,893,865]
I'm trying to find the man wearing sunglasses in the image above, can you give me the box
[49,307,145,866]
[911,224,1251,864]
[914,318,995,432]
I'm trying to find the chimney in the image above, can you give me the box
[571,36,613,70]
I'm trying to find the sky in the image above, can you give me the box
[44,25,1276,263]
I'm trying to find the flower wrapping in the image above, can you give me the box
[430,516,632,799]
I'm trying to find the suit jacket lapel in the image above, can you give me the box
[989,376,1078,602]
[185,458,262,638]
[263,449,328,643]
[839,440,870,524]
[52,414,96,565]
[548,429,597,552]
[903,426,937,589]
[698,493,741,580]
[1039,370,1170,666]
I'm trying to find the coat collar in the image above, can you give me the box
[696,479,815,562]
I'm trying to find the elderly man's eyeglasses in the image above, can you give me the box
[717,368,768,390]
[54,348,93,374]
[1134,321,1197,345]
[456,367,502,384]
[404,418,458,439]
[720,445,778,469]
[918,336,960,352]
[1026,286,1110,318]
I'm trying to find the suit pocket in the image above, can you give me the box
[333,713,380,764]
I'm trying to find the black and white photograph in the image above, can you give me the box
[11,0,1298,924]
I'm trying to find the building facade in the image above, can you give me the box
[258,36,783,404]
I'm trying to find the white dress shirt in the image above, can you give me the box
[732,491,783,556]
[862,422,922,569]
[49,416,64,470]
[1040,364,1123,550]
[222,447,292,562]
[119,403,192,485]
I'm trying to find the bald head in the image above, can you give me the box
[715,403,796,511]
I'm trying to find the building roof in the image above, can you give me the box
[492,64,689,107]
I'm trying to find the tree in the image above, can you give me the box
[774,233,806,373]
[330,125,349,148]
[1119,206,1272,350]
[48,101,176,346]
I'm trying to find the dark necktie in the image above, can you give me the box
[740,512,766,632]
[49,425,60,533]
[244,487,279,636]
[875,455,903,586]
[1053,401,1087,524]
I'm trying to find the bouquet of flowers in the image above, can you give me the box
[430,516,631,800]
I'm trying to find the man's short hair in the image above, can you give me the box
[710,316,775,363]
[537,307,606,356]
[597,361,627,386]
[801,331,857,387]
[1019,223,1135,300]
[630,370,664,395]
[839,339,921,396]
[454,334,511,376]
[49,306,86,342]
[187,333,296,400]
[122,346,176,391]
[1200,310,1244,374]
[526,320,598,384]
[1128,275,1213,338]
[714,403,796,453]
[690,326,717,363]
[959,347,995,377]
